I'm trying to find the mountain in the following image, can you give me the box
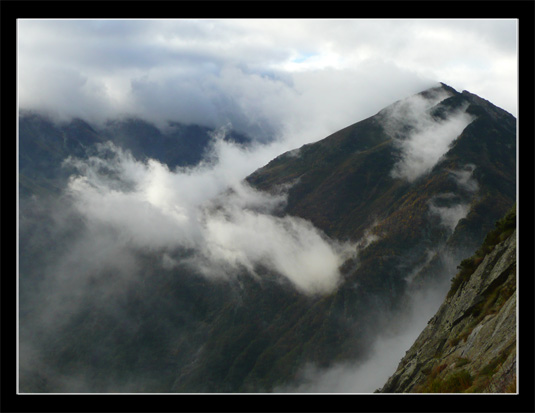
[378,206,516,393]
[18,111,251,198]
[18,83,516,393]
[19,112,104,197]
[247,82,515,254]
[171,83,516,392]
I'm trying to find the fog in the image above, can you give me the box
[276,253,458,394]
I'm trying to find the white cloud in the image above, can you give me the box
[64,138,356,295]
[17,19,517,139]
[382,91,476,182]
[200,203,354,294]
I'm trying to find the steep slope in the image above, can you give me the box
[247,83,515,291]
[379,207,516,393]
[246,82,515,315]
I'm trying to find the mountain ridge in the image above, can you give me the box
[18,82,517,393]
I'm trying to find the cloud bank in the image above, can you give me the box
[64,138,356,295]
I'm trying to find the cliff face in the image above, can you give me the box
[379,218,516,393]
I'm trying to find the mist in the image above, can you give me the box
[61,134,358,295]
[276,253,457,393]
[381,90,476,182]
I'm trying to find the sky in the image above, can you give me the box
[18,18,518,144]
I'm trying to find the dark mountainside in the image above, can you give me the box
[19,112,251,198]
[379,206,517,393]
[18,83,516,393]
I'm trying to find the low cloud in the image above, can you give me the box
[426,164,479,233]
[64,137,356,295]
[428,200,471,232]
[448,164,479,193]
[199,198,355,294]
[382,90,475,182]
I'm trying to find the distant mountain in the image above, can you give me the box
[99,117,251,168]
[18,83,516,393]
[18,112,251,197]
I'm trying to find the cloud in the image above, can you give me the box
[63,137,356,295]
[381,90,476,182]
[199,199,354,294]
[448,164,479,193]
[426,165,479,233]
[428,200,471,232]
[17,19,516,143]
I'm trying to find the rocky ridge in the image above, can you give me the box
[379,210,516,393]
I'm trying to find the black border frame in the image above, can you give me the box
[2,2,534,412]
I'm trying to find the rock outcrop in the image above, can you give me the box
[379,219,516,393]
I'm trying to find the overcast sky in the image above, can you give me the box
[18,18,517,145]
